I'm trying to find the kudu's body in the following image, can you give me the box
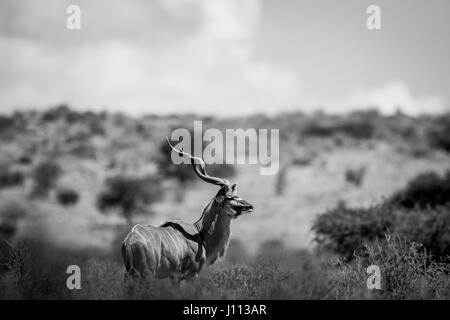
[121,138,253,280]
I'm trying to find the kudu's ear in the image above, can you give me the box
[231,183,237,195]
[215,185,228,200]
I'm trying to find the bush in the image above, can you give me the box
[0,115,15,136]
[0,167,24,189]
[0,203,27,221]
[0,239,108,299]
[345,166,366,187]
[41,104,80,124]
[426,114,450,152]
[0,237,18,275]
[389,171,450,209]
[336,120,375,140]
[30,161,61,198]
[69,144,97,159]
[393,205,450,259]
[302,114,375,140]
[313,170,450,260]
[312,203,391,260]
[56,188,80,206]
[97,175,163,223]
[329,233,450,299]
[0,203,28,240]
[312,202,450,260]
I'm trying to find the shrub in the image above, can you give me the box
[329,233,450,299]
[312,203,392,260]
[17,155,32,165]
[312,202,450,260]
[0,203,27,222]
[314,170,450,260]
[335,119,375,140]
[0,239,108,299]
[389,171,450,209]
[69,144,97,159]
[0,237,18,275]
[97,175,163,223]
[393,205,450,259]
[302,113,375,140]
[345,166,366,187]
[0,115,15,136]
[426,114,450,152]
[41,104,79,123]
[0,167,24,189]
[0,203,28,240]
[30,161,61,198]
[56,188,80,206]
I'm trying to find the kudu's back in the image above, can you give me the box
[121,222,205,279]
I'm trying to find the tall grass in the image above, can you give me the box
[1,232,448,300]
[327,233,450,299]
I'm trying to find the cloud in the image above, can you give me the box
[324,81,448,116]
[0,0,302,116]
[1,1,447,117]
[0,0,202,45]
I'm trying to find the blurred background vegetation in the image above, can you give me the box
[0,105,449,299]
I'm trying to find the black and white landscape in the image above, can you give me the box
[0,0,449,300]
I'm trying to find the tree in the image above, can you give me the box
[97,175,163,224]
[56,188,80,206]
[30,161,61,198]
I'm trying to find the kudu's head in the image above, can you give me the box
[166,137,253,219]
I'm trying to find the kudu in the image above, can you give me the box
[121,137,253,280]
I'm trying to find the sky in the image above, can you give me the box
[0,0,449,116]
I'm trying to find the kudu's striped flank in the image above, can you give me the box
[121,137,253,280]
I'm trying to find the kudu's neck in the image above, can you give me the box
[194,199,232,265]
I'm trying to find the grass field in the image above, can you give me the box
[1,231,449,300]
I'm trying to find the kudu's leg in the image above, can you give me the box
[131,242,153,277]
